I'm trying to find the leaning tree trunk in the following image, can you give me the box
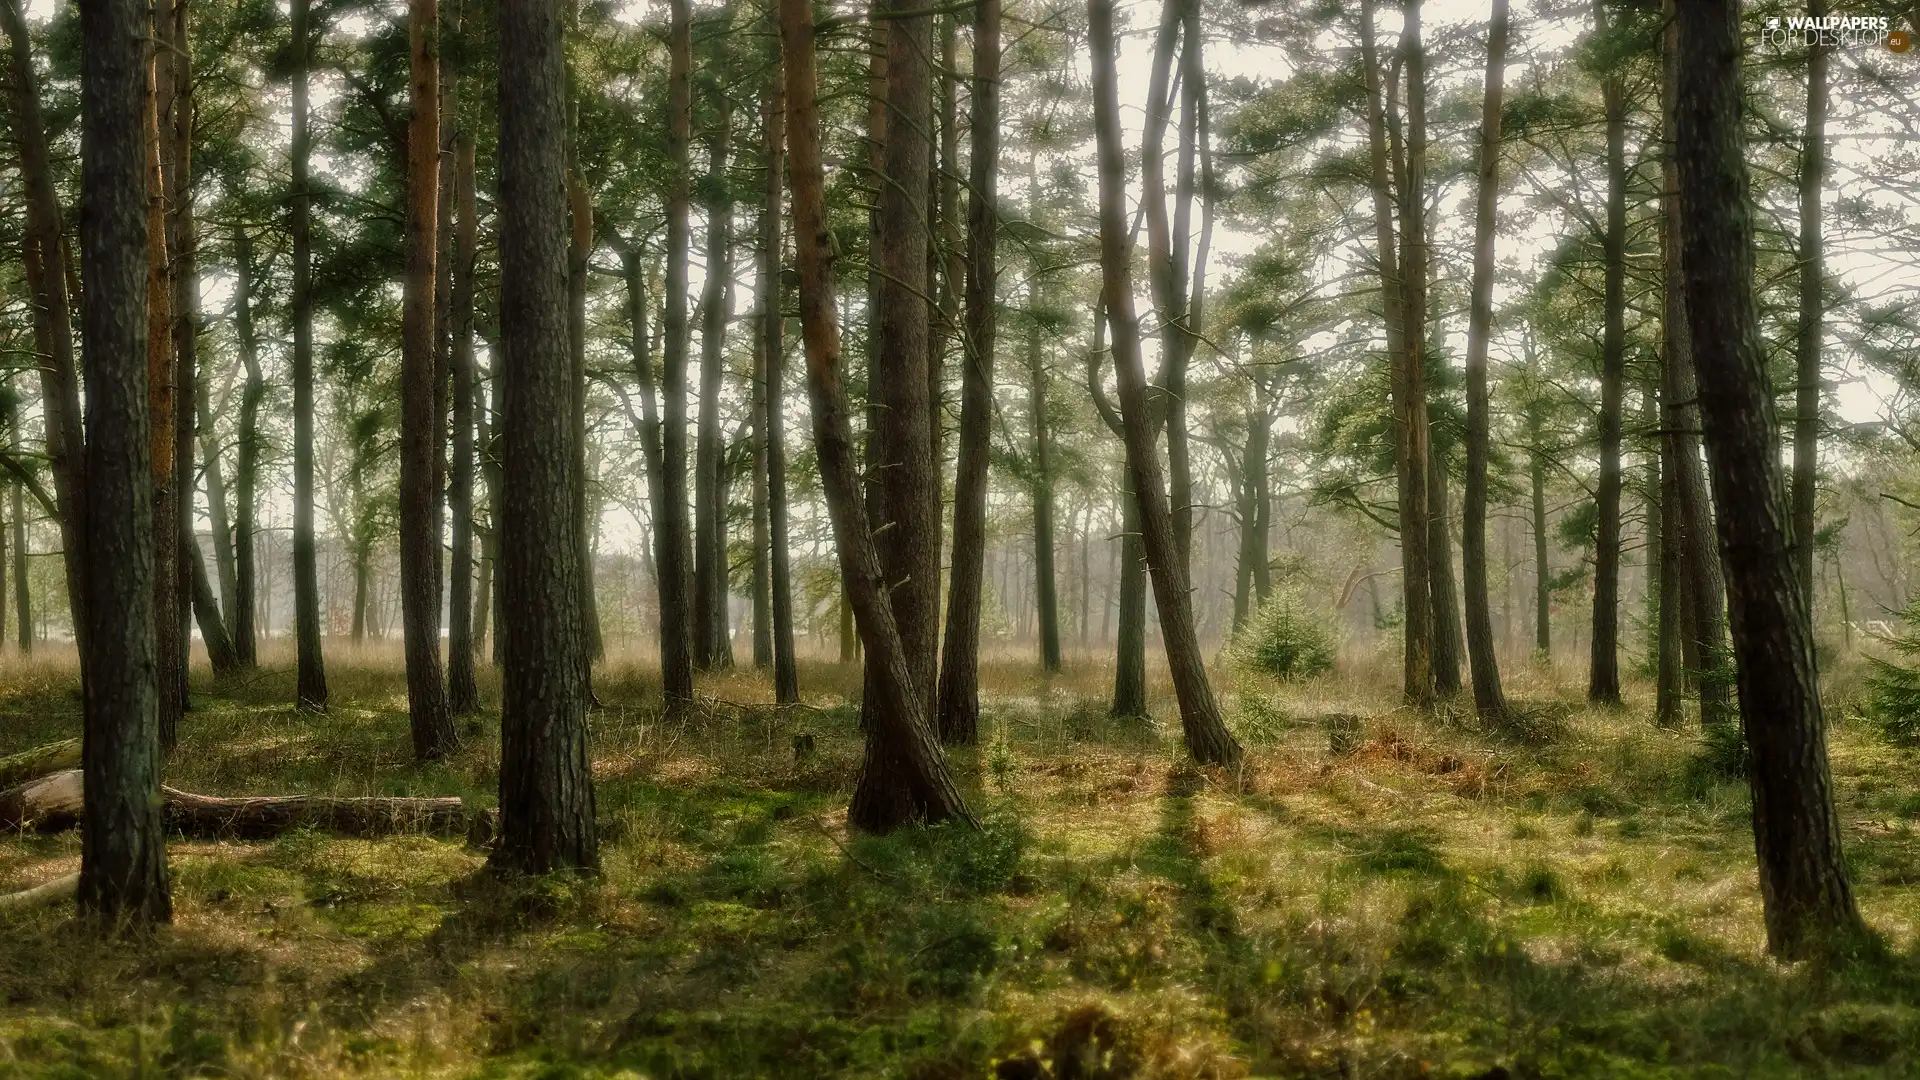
[934,0,1001,744]
[1089,0,1241,770]
[0,0,88,653]
[491,0,598,875]
[447,132,481,716]
[1662,0,1730,729]
[290,0,328,711]
[1791,0,1828,603]
[1460,0,1509,716]
[1673,0,1863,961]
[850,0,946,829]
[78,0,172,924]
[693,96,736,672]
[186,536,238,674]
[195,370,237,632]
[1589,48,1627,706]
[399,0,455,761]
[655,0,696,707]
[782,0,972,831]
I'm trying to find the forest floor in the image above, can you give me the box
[1,644,1919,1079]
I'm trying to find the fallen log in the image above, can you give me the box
[1,770,471,840]
[0,739,82,789]
[0,872,78,911]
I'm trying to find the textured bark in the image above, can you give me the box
[657,0,696,706]
[1028,283,1061,673]
[850,0,945,828]
[0,0,88,649]
[491,0,598,874]
[693,94,736,671]
[290,0,328,711]
[1460,0,1508,715]
[1392,0,1434,704]
[1674,0,1862,960]
[1589,48,1627,706]
[400,0,455,761]
[1791,0,1827,603]
[166,0,212,703]
[1089,0,1240,769]
[448,132,481,715]
[934,0,1000,744]
[231,227,263,666]
[148,50,182,750]
[782,0,972,831]
[1662,0,1730,729]
[78,0,171,922]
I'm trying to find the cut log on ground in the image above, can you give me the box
[0,739,82,789]
[1,770,471,839]
[0,872,79,911]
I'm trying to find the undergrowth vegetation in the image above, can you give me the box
[2,645,1919,1078]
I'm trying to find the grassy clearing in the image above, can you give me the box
[1,643,1918,1078]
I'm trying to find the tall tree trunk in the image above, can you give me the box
[1530,431,1550,657]
[1656,399,1684,725]
[850,0,946,827]
[1028,284,1061,674]
[290,0,327,710]
[1675,0,1864,960]
[1232,388,1270,632]
[1089,0,1241,769]
[195,376,238,631]
[147,45,182,748]
[1460,0,1508,715]
[934,0,1000,744]
[186,535,238,673]
[78,0,171,923]
[7,387,27,652]
[567,168,602,666]
[751,45,787,683]
[1662,0,1730,729]
[654,0,697,705]
[1084,307,1147,718]
[447,132,481,715]
[231,226,263,666]
[782,0,972,831]
[492,0,598,874]
[1428,448,1463,695]
[749,75,775,673]
[1393,0,1434,704]
[1589,32,1627,705]
[694,95,736,671]
[400,0,454,760]
[1791,0,1827,604]
[0,0,88,651]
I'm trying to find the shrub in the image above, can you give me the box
[1229,591,1338,681]
[1864,599,1920,744]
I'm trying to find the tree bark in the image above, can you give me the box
[0,0,88,652]
[750,60,777,673]
[694,93,736,671]
[1089,0,1240,770]
[1460,0,1509,715]
[448,132,481,716]
[934,0,1000,744]
[1589,30,1627,706]
[655,0,697,706]
[400,0,455,761]
[148,45,183,750]
[290,0,328,711]
[1085,306,1148,719]
[1656,395,1684,725]
[78,0,172,922]
[187,535,239,674]
[491,0,598,874]
[6,384,28,653]
[1530,425,1550,657]
[1028,283,1061,673]
[1428,447,1463,696]
[230,226,263,666]
[1674,0,1863,961]
[1791,0,1827,604]
[781,0,972,831]
[566,168,602,667]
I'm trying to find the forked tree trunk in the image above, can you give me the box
[1673,0,1862,961]
[657,0,697,706]
[781,0,972,831]
[491,0,598,874]
[1791,0,1828,603]
[934,0,1000,744]
[290,0,328,711]
[694,95,736,671]
[400,0,455,761]
[1589,30,1627,706]
[1089,0,1240,770]
[1460,0,1508,716]
[78,0,172,923]
[447,132,481,715]
[0,0,88,652]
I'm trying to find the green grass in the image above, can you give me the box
[2,642,1919,1078]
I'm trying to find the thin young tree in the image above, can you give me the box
[447,131,481,715]
[1674,0,1863,960]
[656,0,697,707]
[290,0,328,711]
[1588,2,1627,706]
[1460,0,1509,716]
[78,0,171,923]
[231,225,264,666]
[935,0,1000,744]
[491,0,598,875]
[693,85,735,671]
[780,0,972,831]
[1089,0,1241,769]
[1791,0,1829,600]
[753,37,799,702]
[1028,282,1061,674]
